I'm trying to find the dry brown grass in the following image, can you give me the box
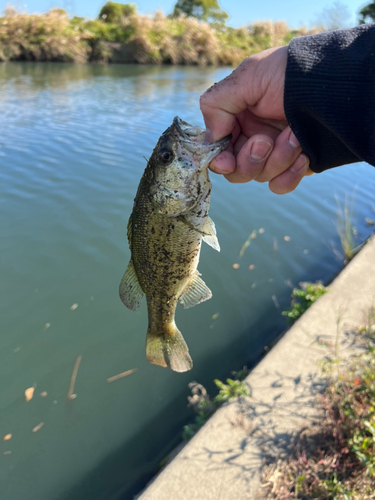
[0,7,88,62]
[0,7,324,65]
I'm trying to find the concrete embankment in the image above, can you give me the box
[137,235,375,500]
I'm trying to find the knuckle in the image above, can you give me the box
[199,92,208,110]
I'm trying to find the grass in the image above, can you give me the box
[0,5,322,65]
[336,193,357,263]
[262,307,375,499]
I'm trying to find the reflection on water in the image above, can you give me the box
[0,63,374,500]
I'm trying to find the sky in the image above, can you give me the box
[0,0,370,28]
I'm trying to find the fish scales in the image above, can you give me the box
[119,117,230,372]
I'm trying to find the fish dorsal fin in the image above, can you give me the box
[119,260,144,311]
[179,272,212,309]
[202,217,220,252]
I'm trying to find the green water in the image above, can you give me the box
[0,63,374,500]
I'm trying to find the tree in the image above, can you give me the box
[315,1,352,30]
[99,2,136,24]
[172,0,228,26]
[358,1,375,24]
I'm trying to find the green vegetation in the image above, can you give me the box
[282,281,330,323]
[183,372,249,440]
[0,4,321,64]
[263,307,375,499]
[336,193,358,263]
[171,0,228,27]
[99,2,137,23]
[359,0,375,24]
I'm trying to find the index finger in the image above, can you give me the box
[200,62,251,142]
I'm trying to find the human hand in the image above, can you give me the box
[200,46,314,194]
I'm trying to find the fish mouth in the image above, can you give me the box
[172,116,231,159]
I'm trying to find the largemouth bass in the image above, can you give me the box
[119,117,230,372]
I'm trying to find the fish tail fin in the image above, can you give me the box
[146,323,193,373]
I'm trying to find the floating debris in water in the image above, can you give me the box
[284,236,291,241]
[67,355,82,401]
[32,422,44,433]
[285,279,293,288]
[211,313,219,320]
[70,303,78,311]
[107,368,138,383]
[3,451,11,455]
[365,217,375,226]
[268,278,274,283]
[13,347,21,353]
[44,323,51,330]
[232,263,240,269]
[251,282,257,289]
[3,434,12,441]
[40,391,47,398]
[239,230,257,258]
[303,249,309,254]
[273,238,278,251]
[249,265,255,270]
[25,387,35,402]
[259,228,265,234]
[272,295,280,309]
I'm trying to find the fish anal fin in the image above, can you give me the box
[179,272,212,309]
[146,325,193,372]
[202,216,220,252]
[119,260,144,311]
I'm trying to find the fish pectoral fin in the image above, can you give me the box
[119,260,144,311]
[177,215,209,237]
[202,216,220,252]
[178,215,220,252]
[179,272,212,309]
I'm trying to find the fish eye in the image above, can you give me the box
[160,149,173,163]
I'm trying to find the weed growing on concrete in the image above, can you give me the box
[183,375,249,440]
[282,281,329,324]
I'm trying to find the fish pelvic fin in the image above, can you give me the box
[179,272,212,309]
[146,323,193,373]
[119,260,144,311]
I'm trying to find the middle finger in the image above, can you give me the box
[254,127,302,183]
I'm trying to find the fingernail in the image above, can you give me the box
[205,128,213,143]
[250,140,272,161]
[290,154,308,173]
[288,131,300,149]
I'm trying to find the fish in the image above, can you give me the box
[119,116,231,372]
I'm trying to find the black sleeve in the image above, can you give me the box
[284,23,375,173]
